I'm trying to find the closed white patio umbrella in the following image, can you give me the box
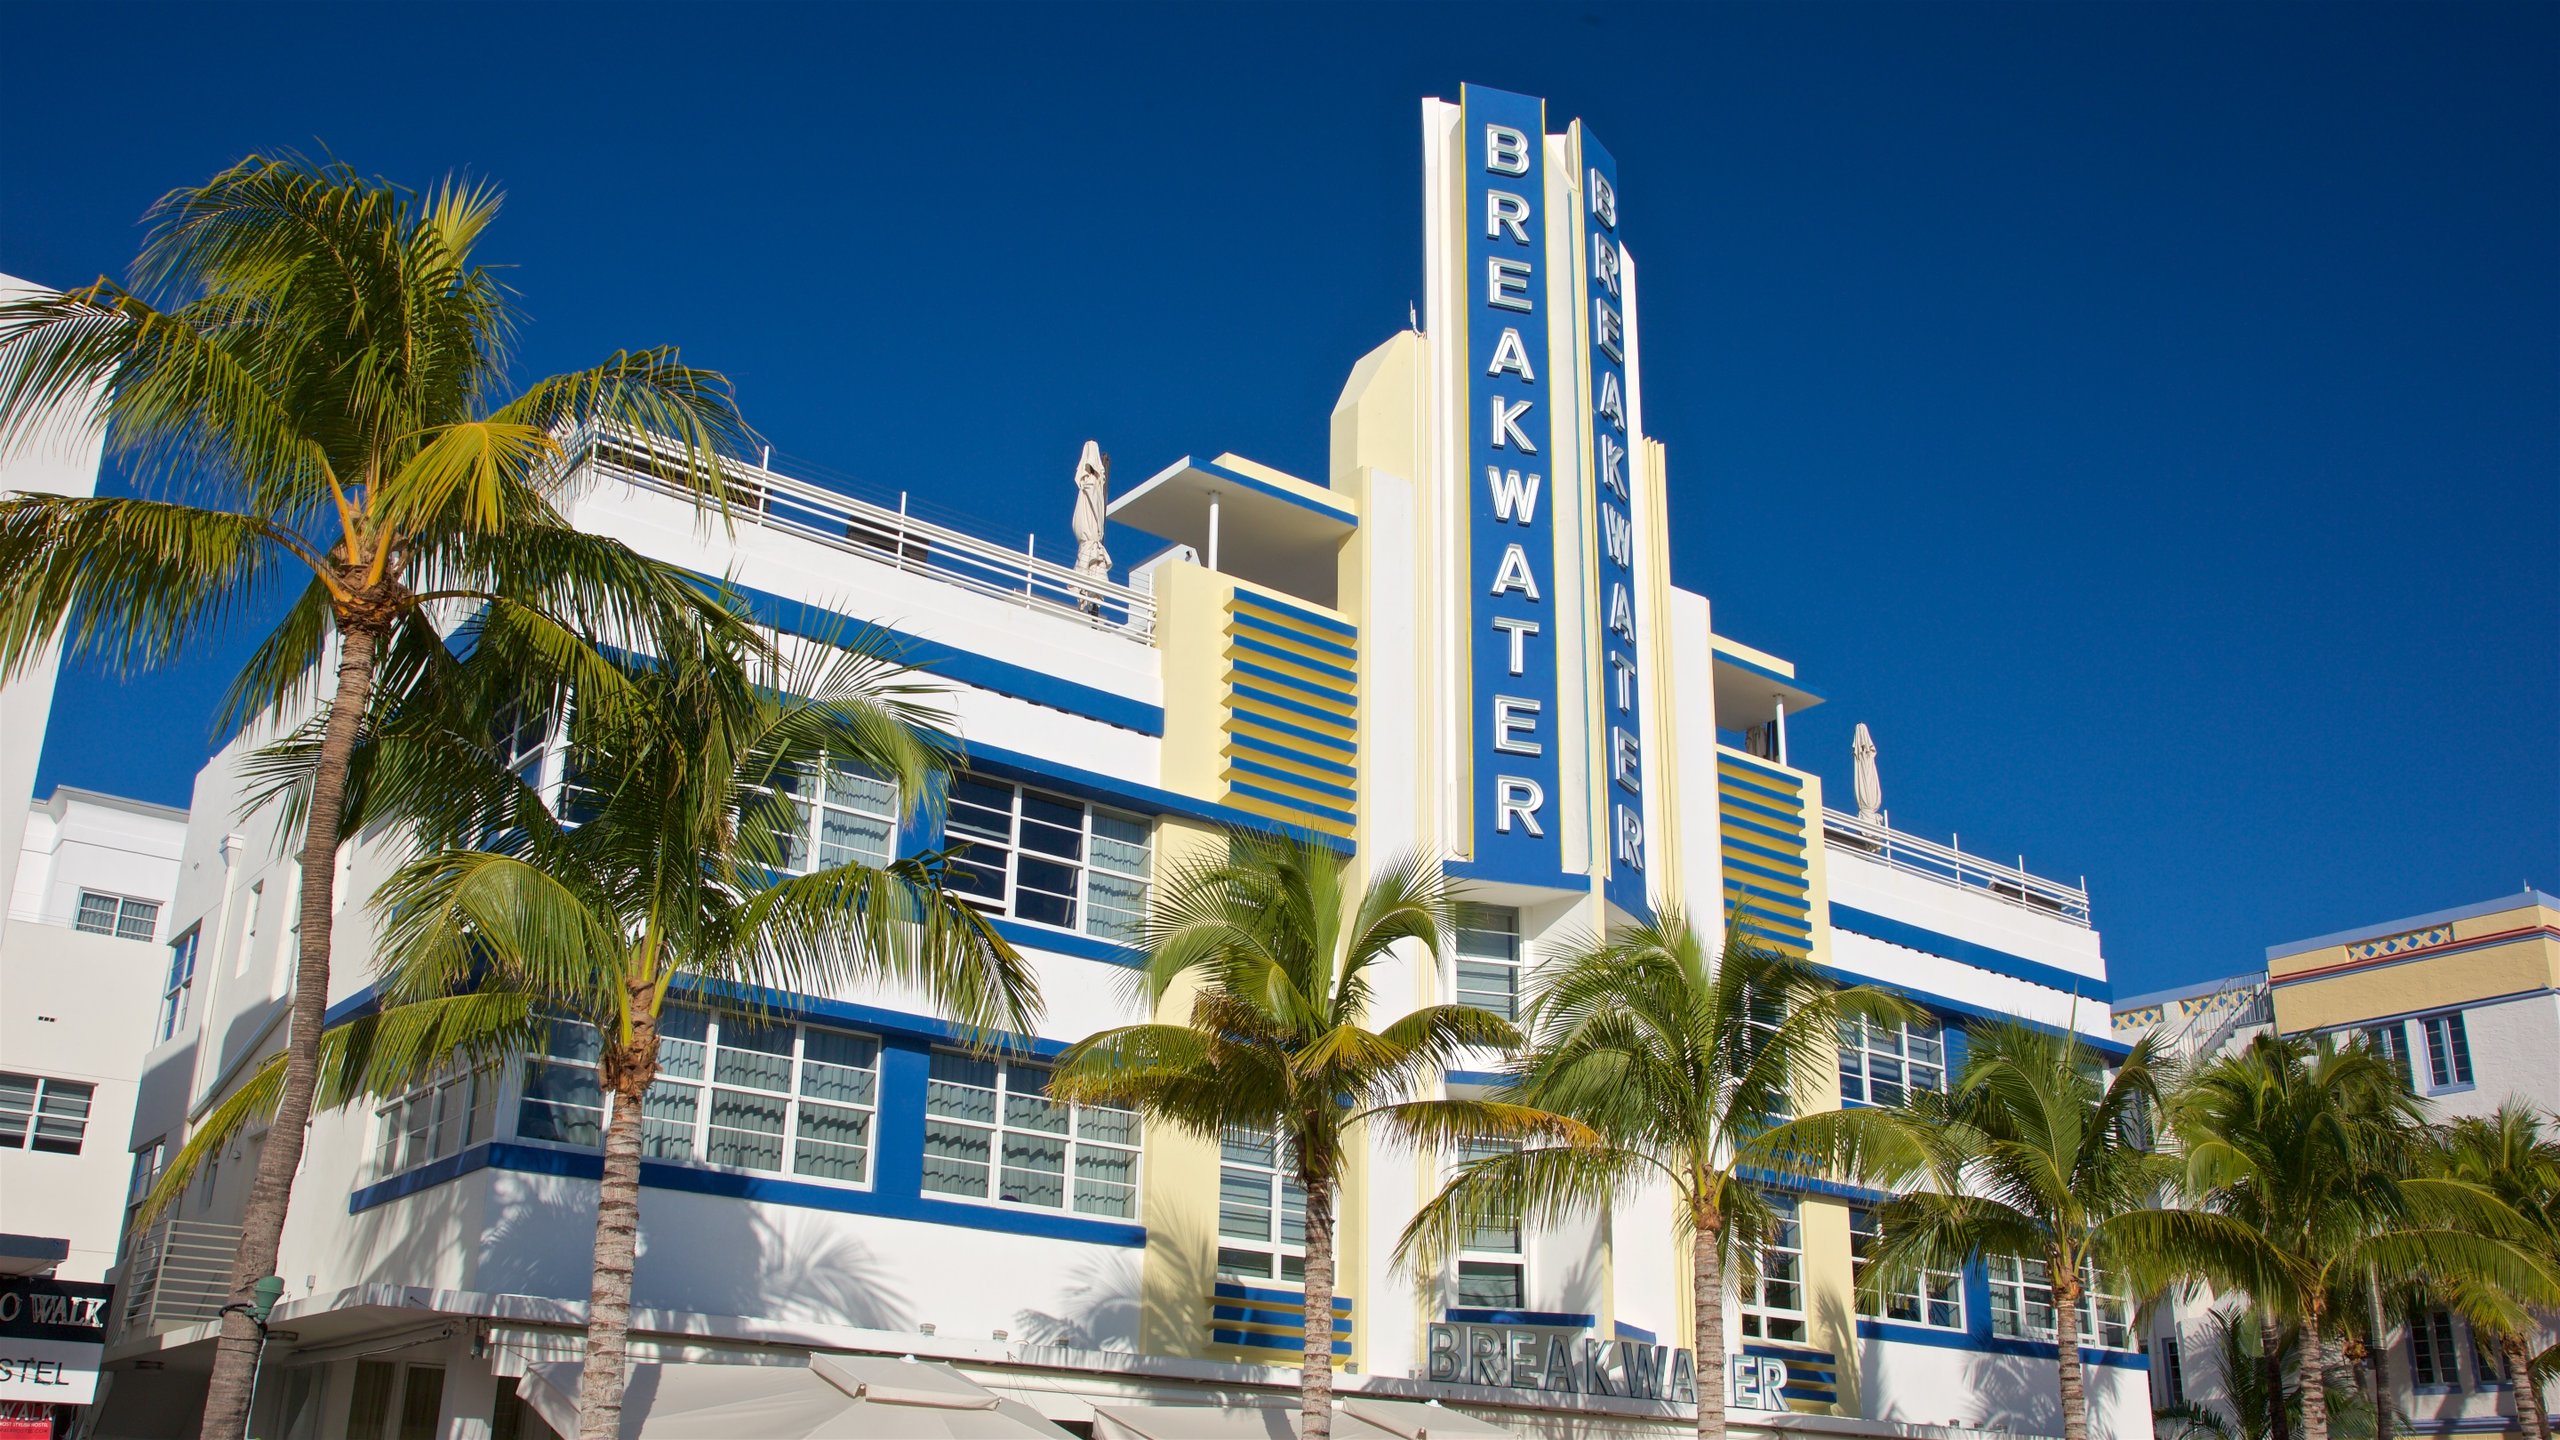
[517,1354,1074,1439]
[1092,1397,1514,1439]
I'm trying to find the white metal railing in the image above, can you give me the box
[116,1218,242,1339]
[2180,982,2272,1061]
[565,427,1157,636]
[1822,808,2092,927]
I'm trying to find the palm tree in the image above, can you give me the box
[1783,1021,2265,1440]
[1395,909,1913,1440]
[0,156,751,1439]
[2427,1105,2560,1440]
[1047,834,1554,1440]
[2159,1307,2371,1440]
[2174,1036,2560,1440]
[365,611,1040,1439]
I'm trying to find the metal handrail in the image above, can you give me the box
[564,427,1157,636]
[116,1218,243,1339]
[1821,807,2092,927]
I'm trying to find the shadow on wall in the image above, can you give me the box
[1866,1347,2060,1434]
[1138,1216,1219,1359]
[1011,1250,1143,1352]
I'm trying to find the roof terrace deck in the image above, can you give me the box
[1822,807,2092,928]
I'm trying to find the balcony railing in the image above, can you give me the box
[116,1218,241,1339]
[1822,808,2092,927]
[567,427,1158,636]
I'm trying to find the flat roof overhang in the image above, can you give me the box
[1109,454,1356,607]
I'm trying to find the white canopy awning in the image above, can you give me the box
[519,1354,1075,1439]
[1092,1398,1514,1439]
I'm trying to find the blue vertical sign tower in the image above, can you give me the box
[1581,132,1649,917]
[1463,84,1564,886]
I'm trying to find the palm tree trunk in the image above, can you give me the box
[2504,1333,2549,1440]
[1694,1215,1728,1440]
[198,624,381,1440]
[579,1010,662,1440]
[2367,1270,2394,1440]
[1298,1166,1337,1440]
[2265,1313,2293,1440]
[2298,1306,2329,1440]
[2054,1259,2088,1440]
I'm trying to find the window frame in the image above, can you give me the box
[758,757,901,877]
[1452,904,1523,1022]
[1987,1254,2136,1350]
[1738,1192,1808,1343]
[1452,1137,1525,1310]
[918,1048,1142,1220]
[1215,1123,1308,1285]
[2419,1011,2473,1090]
[1838,1015,1948,1106]
[508,1010,886,1191]
[371,1067,500,1182]
[159,926,200,1043]
[943,775,1152,944]
[2364,1021,2415,1090]
[75,889,161,941]
[2408,1306,2460,1387]
[1848,1204,1964,1331]
[0,1072,96,1154]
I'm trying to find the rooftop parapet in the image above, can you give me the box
[1822,807,2092,928]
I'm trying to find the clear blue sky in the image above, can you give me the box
[6,2,2553,996]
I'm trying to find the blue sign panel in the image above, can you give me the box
[1463,84,1563,885]
[1582,133,1649,915]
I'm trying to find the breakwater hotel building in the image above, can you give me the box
[92,87,2143,1440]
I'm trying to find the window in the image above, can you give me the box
[494,697,552,787]
[159,927,199,1042]
[1988,1255,2134,1349]
[372,1068,498,1180]
[2409,1307,2459,1386]
[2420,1012,2473,1089]
[514,1010,883,1186]
[1838,1016,1946,1106]
[920,1051,1140,1217]
[1453,905,1522,1020]
[2154,1334,2187,1407]
[1849,1205,1962,1330]
[2362,1022,2414,1089]
[74,889,160,940]
[128,1139,168,1208]
[2469,1325,2510,1389]
[763,759,898,874]
[0,1073,93,1154]
[945,776,1151,942]
[1454,1138,1524,1310]
[1217,1124,1307,1283]
[1739,1193,1806,1342]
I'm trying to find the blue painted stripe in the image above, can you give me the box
[1228,755,1357,803]
[730,584,1164,736]
[1212,1281,1352,1310]
[1193,458,1359,525]
[1212,1328,1352,1357]
[1227,729,1358,781]
[1718,746,1809,783]
[1231,682,1359,737]
[1214,1305,1357,1335]
[1229,588,1358,640]
[1728,881,1814,917]
[960,741,1353,855]
[1720,787,1805,827]
[1446,1308,1595,1329]
[1830,904,2111,1001]
[1228,632,1358,686]
[1719,765,1804,804]
[1720,809,1805,847]
[1231,658,1355,712]
[1722,828,1808,869]
[1614,1321,1658,1343]
[1802,961,2132,1058]
[1854,1319,2148,1367]
[1724,852,1811,891]
[1229,779,1356,828]
[1229,607,1359,663]
[349,1141,494,1211]
[1227,709,1358,759]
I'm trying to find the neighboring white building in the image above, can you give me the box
[87,86,2149,1440]
[2113,894,2560,1439]
[2,787,192,1283]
